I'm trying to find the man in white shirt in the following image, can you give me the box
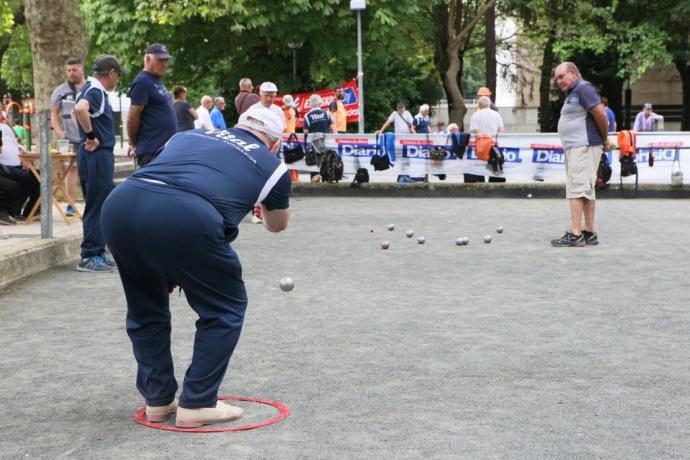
[194,95,213,129]
[0,123,39,221]
[376,102,416,134]
[252,82,286,132]
[467,96,505,183]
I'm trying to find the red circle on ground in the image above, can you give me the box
[133,395,290,433]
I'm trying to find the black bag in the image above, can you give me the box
[305,133,326,167]
[282,133,304,164]
[428,134,446,161]
[319,149,344,183]
[351,167,369,187]
[487,145,505,175]
[596,152,612,188]
[620,155,637,177]
[370,133,392,171]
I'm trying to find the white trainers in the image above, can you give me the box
[145,399,178,422]
[251,214,263,224]
[175,401,244,428]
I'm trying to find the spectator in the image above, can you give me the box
[0,122,39,221]
[633,102,663,132]
[282,95,297,134]
[234,77,260,116]
[172,86,198,132]
[328,89,347,133]
[413,104,430,133]
[303,94,334,183]
[601,96,616,132]
[467,95,505,183]
[73,54,125,272]
[127,43,177,167]
[254,82,286,133]
[210,97,227,129]
[101,104,290,429]
[194,95,213,129]
[476,87,499,111]
[376,102,415,134]
[436,121,446,133]
[0,173,23,225]
[550,61,609,247]
[50,57,86,217]
[445,123,459,134]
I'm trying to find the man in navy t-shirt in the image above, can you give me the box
[126,43,177,167]
[73,55,125,273]
[101,104,291,428]
[303,93,334,137]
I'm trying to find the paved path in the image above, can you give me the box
[1,197,689,459]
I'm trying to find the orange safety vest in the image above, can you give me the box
[283,106,296,134]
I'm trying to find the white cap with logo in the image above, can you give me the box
[237,104,284,141]
[259,81,278,93]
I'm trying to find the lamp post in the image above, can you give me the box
[287,42,303,80]
[350,0,365,133]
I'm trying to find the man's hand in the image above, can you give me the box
[126,144,136,158]
[85,137,100,152]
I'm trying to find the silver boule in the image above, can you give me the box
[417,236,426,244]
[406,230,414,238]
[455,237,464,246]
[279,277,295,292]
[463,237,469,245]
[483,235,492,244]
[387,224,395,231]
[496,225,504,234]
[381,240,390,250]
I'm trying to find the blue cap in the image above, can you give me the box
[145,43,172,59]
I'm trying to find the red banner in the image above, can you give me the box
[275,80,359,128]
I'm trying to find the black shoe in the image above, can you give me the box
[550,231,585,247]
[582,230,599,245]
[0,210,17,225]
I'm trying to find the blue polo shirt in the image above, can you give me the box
[129,71,177,154]
[413,114,430,133]
[557,79,602,149]
[304,109,332,133]
[75,77,115,148]
[131,128,291,243]
[210,107,227,129]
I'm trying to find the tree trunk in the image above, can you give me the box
[484,2,496,101]
[445,40,467,126]
[538,34,556,132]
[674,57,690,131]
[24,0,87,112]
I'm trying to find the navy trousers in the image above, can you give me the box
[77,145,114,258]
[101,179,247,409]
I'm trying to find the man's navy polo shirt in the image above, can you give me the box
[75,77,115,148]
[304,109,332,133]
[129,71,177,154]
[132,127,291,243]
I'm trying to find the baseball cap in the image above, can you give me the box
[259,82,278,93]
[145,43,172,59]
[643,102,653,109]
[477,87,492,96]
[237,104,284,140]
[93,55,127,75]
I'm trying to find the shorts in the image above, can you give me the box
[565,145,600,200]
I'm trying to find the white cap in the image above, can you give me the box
[259,81,278,93]
[237,104,284,140]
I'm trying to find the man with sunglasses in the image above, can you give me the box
[73,55,126,272]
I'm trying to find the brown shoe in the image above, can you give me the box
[175,401,244,428]
[145,399,178,422]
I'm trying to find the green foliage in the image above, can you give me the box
[0,1,14,35]
[0,23,32,92]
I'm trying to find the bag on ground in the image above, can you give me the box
[319,149,344,183]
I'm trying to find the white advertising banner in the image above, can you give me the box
[280,132,690,184]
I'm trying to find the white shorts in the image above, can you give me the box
[565,145,600,200]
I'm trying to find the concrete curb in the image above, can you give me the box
[0,234,82,290]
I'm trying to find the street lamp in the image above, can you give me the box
[287,42,303,80]
[350,0,365,133]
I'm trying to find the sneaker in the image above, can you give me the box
[76,256,115,273]
[146,399,178,423]
[176,401,244,428]
[550,231,585,247]
[65,205,77,217]
[251,214,263,224]
[582,230,599,246]
[0,210,17,225]
[101,253,117,267]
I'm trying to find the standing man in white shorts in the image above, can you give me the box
[552,62,610,247]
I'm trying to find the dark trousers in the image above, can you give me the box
[0,174,24,213]
[77,146,114,258]
[136,151,160,168]
[5,165,39,217]
[101,179,247,409]
[463,173,506,183]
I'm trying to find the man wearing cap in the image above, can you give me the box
[127,43,177,167]
[210,97,227,129]
[253,82,286,132]
[101,104,291,428]
[476,87,499,112]
[73,55,125,272]
[50,57,86,217]
[234,78,260,116]
[633,103,663,132]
